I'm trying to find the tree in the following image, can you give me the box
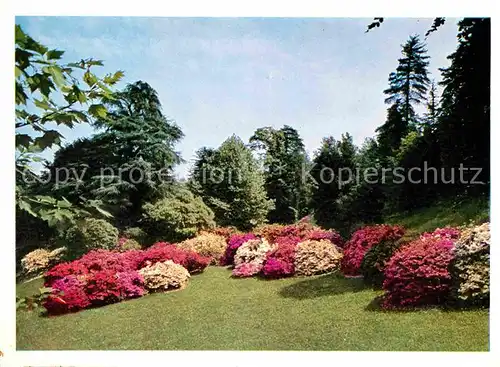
[44,81,184,226]
[366,17,446,37]
[375,102,407,158]
[436,18,490,195]
[309,133,357,230]
[15,24,123,230]
[190,135,274,229]
[424,80,439,128]
[249,125,310,223]
[383,35,431,129]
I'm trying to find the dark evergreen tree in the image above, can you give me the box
[437,18,490,195]
[384,35,431,129]
[375,102,407,158]
[249,125,310,224]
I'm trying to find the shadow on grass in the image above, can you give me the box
[364,295,490,313]
[279,272,368,299]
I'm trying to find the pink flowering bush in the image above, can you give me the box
[382,236,455,309]
[220,233,257,266]
[261,236,300,278]
[341,225,405,276]
[115,271,145,299]
[43,275,90,315]
[232,262,263,277]
[420,227,461,240]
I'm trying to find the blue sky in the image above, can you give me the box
[16,17,460,178]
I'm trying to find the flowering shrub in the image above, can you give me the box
[421,227,461,240]
[199,226,240,240]
[382,236,454,309]
[254,223,343,247]
[84,269,123,305]
[303,229,344,247]
[44,275,90,315]
[140,243,210,273]
[178,233,227,264]
[115,271,146,299]
[450,222,490,307]
[360,240,401,287]
[21,247,66,276]
[233,238,273,268]
[341,225,405,276]
[232,262,263,277]
[139,260,190,291]
[261,236,300,278]
[116,238,142,252]
[44,261,90,287]
[220,233,257,266]
[254,224,287,243]
[294,240,343,276]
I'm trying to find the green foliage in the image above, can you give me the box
[123,227,148,244]
[142,185,216,243]
[190,135,274,230]
[360,240,401,288]
[62,218,119,258]
[15,24,120,230]
[16,286,53,312]
[309,133,357,230]
[119,238,142,251]
[249,125,311,223]
[44,81,184,225]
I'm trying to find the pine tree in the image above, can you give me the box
[375,102,407,157]
[384,35,431,128]
[437,18,490,193]
[249,125,310,223]
[423,80,439,129]
[190,135,274,229]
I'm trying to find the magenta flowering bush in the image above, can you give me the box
[115,271,146,299]
[232,262,263,277]
[220,233,257,266]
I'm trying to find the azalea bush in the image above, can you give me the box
[233,238,273,268]
[261,236,301,278]
[382,236,455,309]
[341,225,405,276]
[43,275,90,315]
[178,233,227,264]
[450,222,490,307]
[220,233,257,266]
[140,242,210,274]
[294,240,343,276]
[21,247,66,276]
[199,226,240,240]
[421,227,461,240]
[232,262,263,277]
[139,260,190,291]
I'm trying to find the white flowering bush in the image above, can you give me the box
[138,260,190,291]
[295,240,343,276]
[450,222,490,307]
[234,238,273,267]
[21,247,66,275]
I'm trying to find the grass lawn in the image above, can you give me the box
[17,267,489,351]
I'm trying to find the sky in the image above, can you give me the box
[16,17,460,179]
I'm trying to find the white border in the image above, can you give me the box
[1,1,497,366]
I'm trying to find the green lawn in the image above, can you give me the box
[17,267,489,351]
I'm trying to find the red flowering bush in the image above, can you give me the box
[84,269,123,305]
[382,236,455,309]
[303,229,344,247]
[232,262,263,277]
[341,225,405,276]
[44,261,90,287]
[78,250,131,273]
[261,236,300,278]
[43,275,90,315]
[220,233,257,266]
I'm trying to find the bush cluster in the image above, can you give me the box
[178,233,227,264]
[220,233,257,266]
[294,240,343,276]
[43,243,209,315]
[139,260,190,291]
[382,236,454,309]
[21,247,66,276]
[341,225,405,276]
[233,238,273,268]
[450,222,490,307]
[261,236,301,278]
